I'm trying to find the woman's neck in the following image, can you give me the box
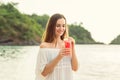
[52,37,63,48]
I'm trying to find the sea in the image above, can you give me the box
[0,45,120,80]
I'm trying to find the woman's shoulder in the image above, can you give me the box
[40,42,51,48]
[39,42,60,53]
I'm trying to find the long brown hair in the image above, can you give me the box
[42,13,69,42]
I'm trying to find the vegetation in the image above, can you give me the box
[0,2,104,45]
[69,24,94,44]
[0,3,44,45]
[110,35,120,44]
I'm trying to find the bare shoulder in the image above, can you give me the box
[40,42,50,48]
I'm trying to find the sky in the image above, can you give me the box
[1,0,120,44]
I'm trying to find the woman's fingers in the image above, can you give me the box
[60,48,71,56]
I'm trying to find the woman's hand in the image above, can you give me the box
[59,48,71,56]
[68,37,78,71]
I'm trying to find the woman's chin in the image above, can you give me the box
[56,33,63,36]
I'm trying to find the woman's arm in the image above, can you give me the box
[71,46,78,71]
[69,37,78,71]
[41,53,63,76]
[40,43,70,77]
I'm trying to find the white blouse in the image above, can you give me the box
[35,48,73,80]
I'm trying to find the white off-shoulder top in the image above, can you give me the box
[35,48,73,80]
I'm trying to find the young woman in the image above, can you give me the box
[35,13,78,80]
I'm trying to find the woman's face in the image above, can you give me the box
[55,18,66,38]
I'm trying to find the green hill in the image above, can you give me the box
[0,3,45,45]
[0,2,103,45]
[69,24,102,44]
[110,35,120,44]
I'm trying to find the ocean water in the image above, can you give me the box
[0,45,120,80]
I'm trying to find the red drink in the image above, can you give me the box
[64,40,72,56]
[65,40,71,48]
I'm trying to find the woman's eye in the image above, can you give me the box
[63,25,65,27]
[56,24,60,27]
[56,25,60,27]
[56,24,65,27]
